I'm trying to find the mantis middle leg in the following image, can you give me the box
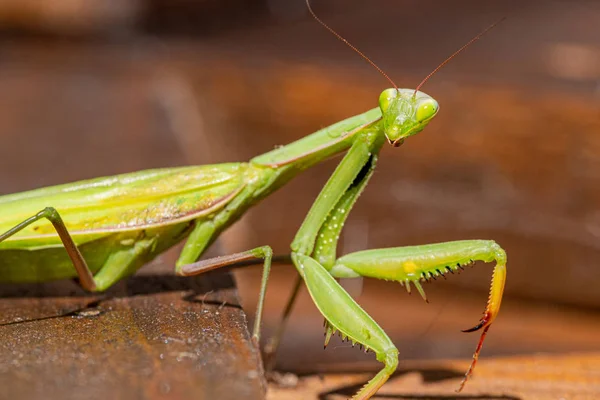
[175,220,273,345]
[0,207,97,291]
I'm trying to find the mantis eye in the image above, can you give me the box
[378,88,399,113]
[416,98,439,122]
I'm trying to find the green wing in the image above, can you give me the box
[0,164,247,247]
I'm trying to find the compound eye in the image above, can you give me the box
[378,88,399,113]
[416,98,439,122]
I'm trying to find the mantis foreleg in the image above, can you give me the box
[291,129,382,256]
[297,253,398,399]
[290,131,399,399]
[264,143,379,370]
[287,125,506,396]
[330,240,507,391]
[313,152,377,269]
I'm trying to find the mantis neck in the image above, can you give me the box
[250,107,382,170]
[248,107,384,198]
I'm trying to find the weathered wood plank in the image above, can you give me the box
[268,353,600,400]
[0,270,266,400]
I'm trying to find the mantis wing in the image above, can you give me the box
[0,164,247,248]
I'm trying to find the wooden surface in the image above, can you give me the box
[0,268,266,400]
[268,352,600,400]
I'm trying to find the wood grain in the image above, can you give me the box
[0,271,266,400]
[268,353,600,400]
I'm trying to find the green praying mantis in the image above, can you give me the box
[0,2,507,399]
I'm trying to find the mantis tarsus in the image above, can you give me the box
[0,2,507,399]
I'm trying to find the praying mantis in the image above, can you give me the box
[0,2,507,399]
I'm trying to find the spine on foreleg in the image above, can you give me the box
[328,239,508,391]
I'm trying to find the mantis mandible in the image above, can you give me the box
[0,2,506,398]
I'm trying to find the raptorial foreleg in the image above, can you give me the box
[329,239,507,391]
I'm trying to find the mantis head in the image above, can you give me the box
[305,0,499,149]
[379,88,439,147]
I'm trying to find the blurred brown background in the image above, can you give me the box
[0,0,599,397]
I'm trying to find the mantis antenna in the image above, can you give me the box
[305,0,399,91]
[413,17,506,96]
[306,0,504,97]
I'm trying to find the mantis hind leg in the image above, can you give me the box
[0,207,160,292]
[0,207,96,291]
